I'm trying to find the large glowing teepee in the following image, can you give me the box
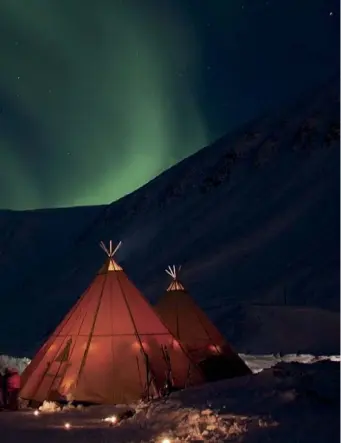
[20,244,204,405]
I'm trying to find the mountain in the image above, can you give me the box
[0,81,339,356]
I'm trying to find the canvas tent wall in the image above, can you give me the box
[155,265,251,381]
[20,244,204,405]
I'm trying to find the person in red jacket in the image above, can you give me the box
[0,373,4,409]
[4,368,21,410]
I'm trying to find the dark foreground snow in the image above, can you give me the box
[0,359,339,442]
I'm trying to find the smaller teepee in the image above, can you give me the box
[155,265,251,382]
[20,246,204,405]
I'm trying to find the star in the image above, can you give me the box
[17,76,20,80]
[329,12,334,16]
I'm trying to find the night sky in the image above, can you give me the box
[0,0,339,210]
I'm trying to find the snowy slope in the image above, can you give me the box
[0,80,339,356]
[212,304,340,354]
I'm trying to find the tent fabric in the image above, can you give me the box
[20,256,204,405]
[155,276,252,381]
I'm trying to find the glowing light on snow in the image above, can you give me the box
[104,415,118,424]
[161,439,171,443]
[64,422,71,429]
[33,410,40,416]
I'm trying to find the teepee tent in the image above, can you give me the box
[155,265,251,382]
[20,244,204,405]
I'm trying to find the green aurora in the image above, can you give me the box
[0,0,338,210]
[0,0,208,210]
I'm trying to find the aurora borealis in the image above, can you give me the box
[0,0,339,210]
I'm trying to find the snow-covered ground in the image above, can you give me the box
[0,358,339,442]
[241,352,340,373]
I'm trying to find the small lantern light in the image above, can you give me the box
[104,415,118,426]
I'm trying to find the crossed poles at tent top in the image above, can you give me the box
[100,240,122,257]
[165,265,182,281]
[99,241,182,282]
